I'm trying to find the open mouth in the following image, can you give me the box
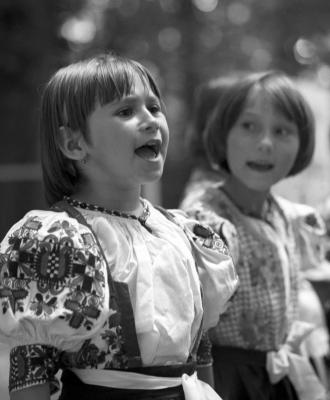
[246,161,274,171]
[135,139,161,160]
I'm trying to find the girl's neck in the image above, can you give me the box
[223,176,271,218]
[73,184,142,215]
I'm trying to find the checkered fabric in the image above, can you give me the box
[182,186,300,351]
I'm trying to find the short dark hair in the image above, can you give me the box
[204,70,315,176]
[186,74,242,165]
[40,52,162,205]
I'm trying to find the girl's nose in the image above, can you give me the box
[257,131,273,152]
[140,113,159,133]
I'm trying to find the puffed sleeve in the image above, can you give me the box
[184,205,240,266]
[0,210,109,393]
[168,210,239,330]
[293,204,328,275]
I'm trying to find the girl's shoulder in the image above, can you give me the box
[159,205,239,265]
[274,195,325,234]
[1,209,95,253]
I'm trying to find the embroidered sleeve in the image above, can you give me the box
[181,204,240,266]
[9,344,60,393]
[169,209,239,329]
[295,207,327,274]
[0,210,110,392]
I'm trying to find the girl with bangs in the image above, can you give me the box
[180,71,328,400]
[0,53,238,400]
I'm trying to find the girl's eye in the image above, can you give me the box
[275,127,291,137]
[148,103,161,114]
[116,107,134,117]
[241,121,256,131]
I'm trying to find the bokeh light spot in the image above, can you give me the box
[193,0,219,13]
[227,2,251,25]
[294,38,317,65]
[60,17,96,44]
[158,27,182,52]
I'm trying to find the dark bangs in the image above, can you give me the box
[259,75,308,127]
[95,56,161,105]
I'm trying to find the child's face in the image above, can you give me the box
[83,75,169,191]
[226,87,300,193]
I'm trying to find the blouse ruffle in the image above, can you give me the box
[0,201,238,392]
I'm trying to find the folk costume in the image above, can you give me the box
[0,197,238,400]
[180,173,327,400]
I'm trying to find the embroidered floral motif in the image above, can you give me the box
[0,216,106,332]
[71,251,104,295]
[64,287,101,330]
[30,293,57,316]
[193,223,229,255]
[9,344,60,393]
[47,219,78,238]
[35,235,73,294]
[0,273,30,314]
[102,325,129,369]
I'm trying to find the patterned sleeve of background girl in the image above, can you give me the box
[292,203,328,275]
[181,203,240,266]
[0,210,110,393]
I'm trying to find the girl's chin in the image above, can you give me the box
[244,182,273,192]
[141,171,164,184]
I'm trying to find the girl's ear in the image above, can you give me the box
[58,126,87,161]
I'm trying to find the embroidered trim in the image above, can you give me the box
[9,344,60,393]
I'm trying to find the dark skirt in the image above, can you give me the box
[212,346,299,400]
[59,363,196,400]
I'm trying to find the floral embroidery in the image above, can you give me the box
[35,235,73,294]
[64,287,102,330]
[71,251,104,295]
[0,216,106,332]
[102,325,129,369]
[0,273,30,314]
[9,344,60,393]
[30,293,57,316]
[192,223,229,255]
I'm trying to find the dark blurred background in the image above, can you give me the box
[2,0,330,237]
[2,2,330,398]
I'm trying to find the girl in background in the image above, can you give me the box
[0,53,238,400]
[180,71,328,400]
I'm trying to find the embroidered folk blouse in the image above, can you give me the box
[181,180,326,352]
[0,199,238,393]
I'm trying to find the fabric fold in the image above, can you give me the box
[72,368,222,399]
[266,320,327,400]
